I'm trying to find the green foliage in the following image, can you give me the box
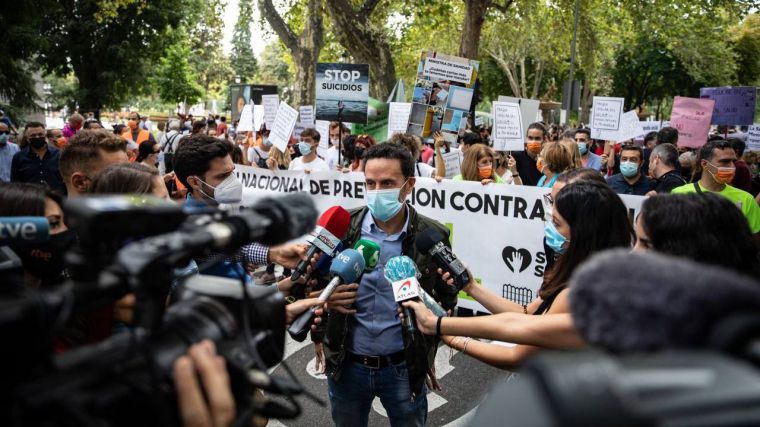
[187,0,235,99]
[231,0,259,83]
[43,73,80,112]
[153,27,204,104]
[731,13,760,85]
[256,42,294,103]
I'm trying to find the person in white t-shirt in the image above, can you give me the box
[289,128,329,173]
[321,122,350,170]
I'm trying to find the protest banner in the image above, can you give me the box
[234,167,644,312]
[268,102,299,152]
[409,51,479,142]
[236,105,254,133]
[497,96,541,131]
[315,63,369,124]
[748,124,760,151]
[699,86,757,126]
[229,84,278,122]
[387,102,413,139]
[299,105,314,125]
[491,101,524,151]
[262,94,279,129]
[669,96,715,148]
[590,97,624,137]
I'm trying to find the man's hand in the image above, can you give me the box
[173,340,235,427]
[309,283,359,314]
[114,294,136,324]
[314,342,326,374]
[268,243,309,269]
[645,190,657,197]
[399,300,437,335]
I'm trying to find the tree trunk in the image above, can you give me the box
[580,80,593,125]
[259,0,324,106]
[531,60,543,100]
[325,0,396,100]
[459,0,489,59]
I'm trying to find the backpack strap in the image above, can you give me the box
[693,182,702,194]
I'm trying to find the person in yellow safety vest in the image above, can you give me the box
[122,111,155,162]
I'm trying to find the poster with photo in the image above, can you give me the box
[315,63,370,124]
[407,51,479,142]
[229,84,278,122]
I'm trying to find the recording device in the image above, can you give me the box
[385,256,421,340]
[289,206,351,295]
[0,216,50,245]
[288,248,365,342]
[354,239,381,272]
[415,228,470,291]
[473,250,760,427]
[2,194,319,426]
[385,255,447,317]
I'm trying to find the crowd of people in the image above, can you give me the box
[1,108,759,427]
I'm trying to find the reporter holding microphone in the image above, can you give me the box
[404,181,634,369]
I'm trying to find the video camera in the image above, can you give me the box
[1,193,318,427]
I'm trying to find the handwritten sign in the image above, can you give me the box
[315,120,330,152]
[236,105,254,132]
[422,57,474,85]
[591,97,624,131]
[497,96,541,128]
[262,94,279,129]
[387,102,413,139]
[299,106,314,125]
[492,101,524,151]
[699,86,756,126]
[269,102,299,152]
[669,96,715,148]
[441,150,461,178]
[748,124,760,151]
[253,105,265,132]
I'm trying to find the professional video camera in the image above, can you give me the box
[1,193,318,427]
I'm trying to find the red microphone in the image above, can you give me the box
[289,206,351,285]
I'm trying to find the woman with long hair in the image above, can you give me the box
[536,142,574,187]
[401,181,634,369]
[136,140,160,167]
[453,144,504,184]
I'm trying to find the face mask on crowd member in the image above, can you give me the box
[701,143,737,185]
[525,125,546,155]
[127,113,140,130]
[177,136,243,206]
[364,144,416,223]
[478,156,493,180]
[574,131,590,155]
[619,147,642,178]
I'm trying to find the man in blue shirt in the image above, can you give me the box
[0,122,19,181]
[10,121,66,194]
[574,128,603,171]
[323,143,458,427]
[606,144,655,196]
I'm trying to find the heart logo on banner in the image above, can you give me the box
[502,246,532,273]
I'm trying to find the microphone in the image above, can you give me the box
[415,228,470,291]
[287,248,365,342]
[290,206,351,282]
[569,249,760,354]
[0,217,50,245]
[384,256,424,340]
[385,255,447,317]
[291,242,346,300]
[353,239,380,272]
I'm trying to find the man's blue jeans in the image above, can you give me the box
[328,359,428,427]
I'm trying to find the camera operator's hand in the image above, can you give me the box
[114,293,136,324]
[309,283,359,314]
[399,300,437,335]
[173,340,235,427]
[268,243,309,269]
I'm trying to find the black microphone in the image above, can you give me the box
[415,228,470,291]
[569,249,760,354]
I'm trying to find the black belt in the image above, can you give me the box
[347,350,405,369]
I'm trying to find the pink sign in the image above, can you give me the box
[669,96,715,148]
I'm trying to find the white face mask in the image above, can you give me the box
[330,137,339,146]
[195,174,243,204]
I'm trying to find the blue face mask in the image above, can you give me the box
[367,180,408,222]
[544,221,569,254]
[298,141,312,156]
[577,142,587,155]
[620,161,639,178]
[0,134,7,146]
[263,137,272,148]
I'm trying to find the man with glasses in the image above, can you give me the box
[10,121,66,193]
[0,122,19,181]
[322,142,458,427]
[574,128,603,171]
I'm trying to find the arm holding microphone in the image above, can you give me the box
[438,268,543,315]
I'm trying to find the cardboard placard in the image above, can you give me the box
[315,63,369,124]
[669,96,715,148]
[387,102,413,139]
[591,97,624,131]
[262,94,279,129]
[492,101,524,151]
[699,86,757,126]
[268,102,299,152]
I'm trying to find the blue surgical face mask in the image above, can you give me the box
[577,142,588,155]
[544,221,569,254]
[620,161,639,178]
[298,141,312,156]
[0,134,7,145]
[367,180,408,222]
[263,137,272,148]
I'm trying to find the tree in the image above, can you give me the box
[231,0,259,83]
[153,27,204,105]
[731,13,760,85]
[259,0,324,106]
[187,0,235,98]
[256,42,295,104]
[459,0,514,60]
[324,0,396,100]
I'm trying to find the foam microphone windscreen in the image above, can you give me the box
[569,249,760,354]
[317,206,351,240]
[415,228,443,253]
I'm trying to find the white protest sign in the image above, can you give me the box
[253,105,265,132]
[748,124,760,151]
[299,106,314,125]
[262,94,279,129]
[441,150,462,178]
[234,167,644,312]
[640,121,661,135]
[236,105,254,132]
[268,102,299,152]
[598,110,644,142]
[315,120,330,151]
[422,57,474,85]
[591,96,624,132]
[387,102,413,139]
[492,101,524,151]
[497,96,541,130]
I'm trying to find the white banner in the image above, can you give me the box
[234,167,644,312]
